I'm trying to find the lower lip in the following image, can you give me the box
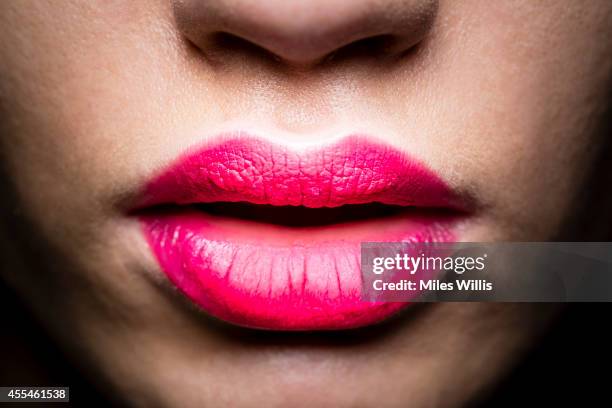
[141,210,455,330]
[137,135,461,330]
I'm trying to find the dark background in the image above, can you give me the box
[1,281,609,407]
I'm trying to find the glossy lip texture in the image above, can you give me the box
[137,134,462,330]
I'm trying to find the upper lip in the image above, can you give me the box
[134,133,468,330]
[135,133,464,212]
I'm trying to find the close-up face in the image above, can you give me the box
[0,0,611,407]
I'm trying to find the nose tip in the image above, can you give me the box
[174,0,439,66]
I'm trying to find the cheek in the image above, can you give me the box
[0,1,187,241]
[397,0,612,239]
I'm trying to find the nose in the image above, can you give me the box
[174,0,439,66]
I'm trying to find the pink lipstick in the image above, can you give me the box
[137,134,462,330]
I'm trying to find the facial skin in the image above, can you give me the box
[0,0,610,406]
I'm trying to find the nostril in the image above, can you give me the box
[321,34,403,64]
[205,32,285,64]
[205,33,400,67]
[174,0,439,67]
[199,33,420,68]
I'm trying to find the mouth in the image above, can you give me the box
[134,134,467,330]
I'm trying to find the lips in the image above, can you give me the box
[136,134,463,330]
